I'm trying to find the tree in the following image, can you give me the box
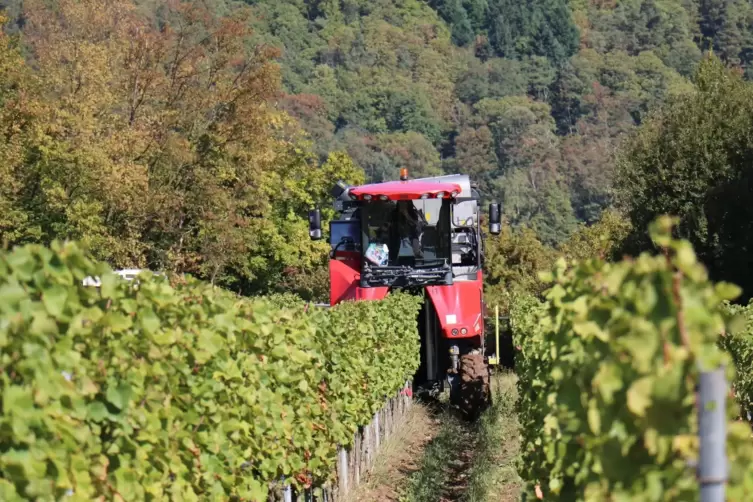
[279,93,338,161]
[374,132,443,179]
[616,55,753,299]
[559,81,636,222]
[0,14,39,247]
[697,0,753,74]
[456,57,492,104]
[484,208,629,312]
[433,0,475,46]
[1,0,366,297]
[473,95,558,173]
[464,0,490,33]
[529,181,579,245]
[558,208,631,262]
[487,0,580,63]
[7,0,748,288]
[495,168,578,246]
[455,57,528,104]
[448,125,498,196]
[483,221,557,312]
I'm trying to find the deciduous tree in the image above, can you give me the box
[1,0,365,299]
[616,55,753,299]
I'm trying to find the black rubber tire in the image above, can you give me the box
[457,352,491,420]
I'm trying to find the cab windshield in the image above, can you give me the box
[360,198,451,268]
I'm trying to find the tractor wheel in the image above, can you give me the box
[457,352,491,419]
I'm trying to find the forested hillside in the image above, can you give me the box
[1,0,753,300]
[0,0,365,300]
[6,2,753,501]
[242,0,753,243]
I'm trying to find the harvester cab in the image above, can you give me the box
[309,169,501,416]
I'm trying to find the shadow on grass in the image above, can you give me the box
[398,407,471,502]
[400,370,521,502]
[463,371,522,502]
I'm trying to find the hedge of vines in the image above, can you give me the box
[0,242,422,501]
[720,300,753,423]
[511,216,753,501]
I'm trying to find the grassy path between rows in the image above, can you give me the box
[462,372,521,502]
[353,372,521,502]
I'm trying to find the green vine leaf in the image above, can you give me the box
[0,241,422,500]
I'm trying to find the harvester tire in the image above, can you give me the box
[457,352,490,419]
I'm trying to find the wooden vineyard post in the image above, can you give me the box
[279,380,415,501]
[337,447,348,496]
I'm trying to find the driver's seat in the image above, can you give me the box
[451,230,474,265]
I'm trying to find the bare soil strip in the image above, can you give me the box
[352,403,438,501]
[354,372,521,502]
[464,372,522,502]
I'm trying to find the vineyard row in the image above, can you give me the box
[510,216,753,501]
[0,242,422,501]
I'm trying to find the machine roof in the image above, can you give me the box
[410,174,473,199]
[349,180,462,201]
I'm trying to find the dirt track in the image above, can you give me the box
[354,372,521,502]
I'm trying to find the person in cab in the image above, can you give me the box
[390,200,427,261]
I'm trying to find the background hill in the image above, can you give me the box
[2,0,753,300]
[190,0,750,243]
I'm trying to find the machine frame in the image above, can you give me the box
[309,170,501,414]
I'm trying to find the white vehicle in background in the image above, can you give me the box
[82,269,160,287]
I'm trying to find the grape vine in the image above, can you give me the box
[720,301,753,423]
[0,242,421,501]
[511,216,753,501]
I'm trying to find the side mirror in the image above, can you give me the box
[489,203,501,235]
[309,208,322,240]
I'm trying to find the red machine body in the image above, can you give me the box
[328,258,483,341]
[348,180,461,200]
[311,172,500,412]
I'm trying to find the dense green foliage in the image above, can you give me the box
[6,0,753,498]
[0,241,421,500]
[719,300,753,422]
[1,0,753,295]
[0,0,365,301]
[241,0,750,243]
[483,208,632,314]
[431,0,579,62]
[617,56,753,300]
[0,0,743,258]
[511,216,753,500]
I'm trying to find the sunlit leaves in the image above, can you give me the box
[719,300,753,422]
[0,241,422,500]
[616,55,753,301]
[0,0,365,302]
[511,217,753,500]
